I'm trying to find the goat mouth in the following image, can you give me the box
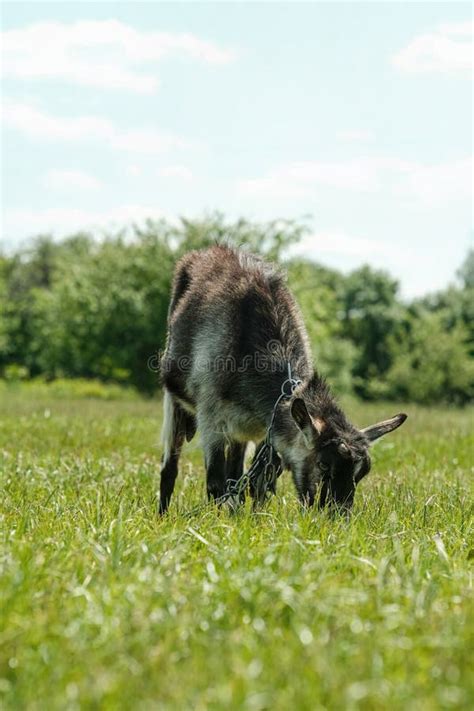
[318,482,354,514]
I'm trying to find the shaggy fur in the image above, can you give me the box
[159,246,406,513]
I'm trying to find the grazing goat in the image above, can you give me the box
[160,246,406,513]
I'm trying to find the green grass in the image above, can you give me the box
[0,385,473,710]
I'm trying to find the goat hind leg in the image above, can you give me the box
[159,389,187,514]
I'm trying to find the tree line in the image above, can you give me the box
[1,215,473,404]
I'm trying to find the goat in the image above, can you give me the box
[159,246,406,513]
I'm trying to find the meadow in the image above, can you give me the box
[0,384,473,710]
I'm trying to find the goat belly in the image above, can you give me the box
[220,404,267,443]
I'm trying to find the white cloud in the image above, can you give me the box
[239,157,408,196]
[238,155,472,206]
[288,232,438,299]
[127,165,143,177]
[238,175,313,200]
[2,204,173,243]
[42,169,103,191]
[437,21,474,37]
[1,20,237,93]
[158,165,194,181]
[2,98,190,153]
[289,230,402,261]
[404,157,473,205]
[392,20,473,75]
[337,129,374,143]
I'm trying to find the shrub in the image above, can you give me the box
[384,312,474,405]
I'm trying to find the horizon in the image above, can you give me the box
[1,215,471,303]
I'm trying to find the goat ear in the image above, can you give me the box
[291,398,311,430]
[291,398,320,446]
[361,413,407,443]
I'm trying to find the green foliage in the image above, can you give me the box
[288,259,357,393]
[340,266,404,397]
[29,233,174,392]
[457,247,474,289]
[0,377,139,401]
[161,213,309,261]
[0,391,472,709]
[384,311,474,405]
[1,215,306,393]
[2,363,29,382]
[0,258,9,359]
[1,216,472,403]
[415,250,474,356]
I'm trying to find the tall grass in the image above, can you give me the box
[0,386,472,709]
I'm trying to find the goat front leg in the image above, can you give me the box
[201,434,227,502]
[226,442,246,482]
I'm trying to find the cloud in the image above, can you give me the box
[437,21,474,37]
[239,157,410,196]
[288,232,434,298]
[2,98,191,153]
[127,165,142,178]
[42,169,103,191]
[158,165,194,181]
[2,204,173,243]
[238,175,313,200]
[337,129,374,143]
[238,155,472,206]
[1,20,237,93]
[289,230,402,261]
[404,157,473,205]
[392,20,473,75]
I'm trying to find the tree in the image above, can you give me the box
[384,311,474,404]
[457,247,474,289]
[288,259,357,393]
[0,257,9,363]
[340,266,404,397]
[417,248,474,355]
[4,215,310,392]
[1,219,473,404]
[30,233,175,391]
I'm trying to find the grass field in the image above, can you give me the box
[1,385,473,710]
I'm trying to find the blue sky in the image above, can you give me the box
[2,2,472,297]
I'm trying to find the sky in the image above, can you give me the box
[1,1,472,297]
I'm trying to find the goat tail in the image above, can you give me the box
[161,388,175,464]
